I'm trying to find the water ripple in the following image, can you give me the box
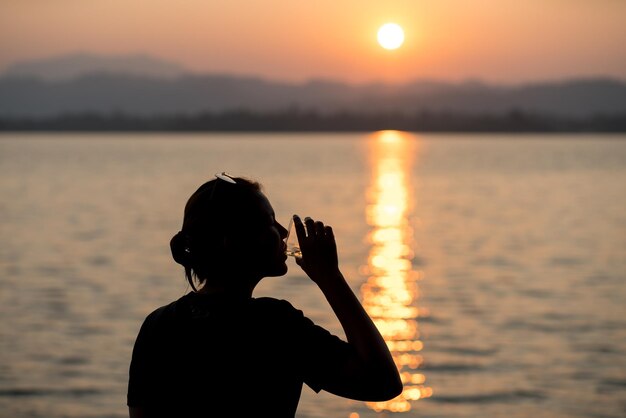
[430,390,546,404]
[0,388,101,397]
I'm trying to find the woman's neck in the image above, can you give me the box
[196,275,261,298]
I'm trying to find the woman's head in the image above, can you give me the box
[170,174,288,291]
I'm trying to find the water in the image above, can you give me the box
[0,132,625,418]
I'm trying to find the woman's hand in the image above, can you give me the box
[292,215,402,401]
[293,215,340,285]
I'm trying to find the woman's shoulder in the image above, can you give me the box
[252,296,298,312]
[140,295,304,327]
[139,299,180,329]
[251,297,311,324]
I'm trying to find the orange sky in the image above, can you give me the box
[1,0,625,84]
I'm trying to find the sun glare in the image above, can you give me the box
[377,23,404,50]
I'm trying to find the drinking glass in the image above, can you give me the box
[285,217,303,259]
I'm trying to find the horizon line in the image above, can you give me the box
[2,51,625,88]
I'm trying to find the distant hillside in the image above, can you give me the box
[2,53,187,81]
[1,54,625,119]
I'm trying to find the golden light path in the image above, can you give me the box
[361,130,432,413]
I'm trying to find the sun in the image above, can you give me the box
[377,23,404,50]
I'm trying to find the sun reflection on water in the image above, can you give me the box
[362,130,432,413]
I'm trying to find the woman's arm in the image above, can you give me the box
[129,407,145,418]
[295,216,403,401]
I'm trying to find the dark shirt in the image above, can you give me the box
[128,293,352,417]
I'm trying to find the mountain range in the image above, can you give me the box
[1,53,625,119]
[2,53,186,81]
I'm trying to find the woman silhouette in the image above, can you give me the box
[127,174,402,417]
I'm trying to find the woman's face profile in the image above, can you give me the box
[227,191,289,278]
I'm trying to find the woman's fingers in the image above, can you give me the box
[293,215,308,248]
[315,221,325,239]
[297,215,337,256]
[293,215,340,279]
[304,217,316,238]
[303,217,328,242]
[324,225,337,250]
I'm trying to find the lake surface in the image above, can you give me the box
[0,132,625,418]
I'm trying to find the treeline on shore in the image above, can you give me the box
[2,109,626,132]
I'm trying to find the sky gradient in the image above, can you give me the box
[1,0,625,84]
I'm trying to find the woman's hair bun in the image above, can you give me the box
[170,231,192,266]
